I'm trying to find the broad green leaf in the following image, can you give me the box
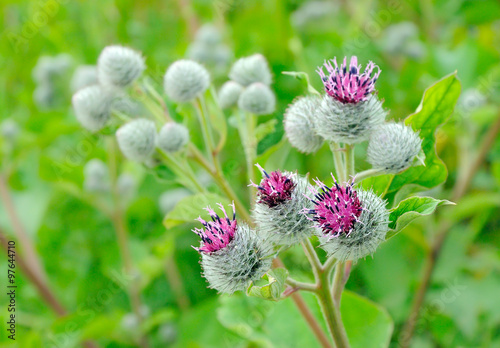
[386,196,454,239]
[246,268,288,301]
[282,71,321,95]
[163,192,230,229]
[341,291,394,348]
[360,174,394,197]
[387,73,461,194]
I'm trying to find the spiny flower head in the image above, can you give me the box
[252,166,314,246]
[317,189,389,261]
[251,164,296,208]
[97,45,145,88]
[193,202,237,253]
[317,56,380,104]
[305,175,362,237]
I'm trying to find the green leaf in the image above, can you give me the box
[246,268,288,301]
[387,73,461,195]
[360,174,394,197]
[386,196,455,239]
[282,71,321,95]
[255,119,278,142]
[341,291,394,348]
[163,192,230,229]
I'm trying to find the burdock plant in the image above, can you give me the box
[67,46,460,348]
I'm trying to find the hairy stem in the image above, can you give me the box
[273,258,332,348]
[355,168,385,182]
[400,114,500,347]
[188,144,251,222]
[330,142,346,183]
[344,144,355,182]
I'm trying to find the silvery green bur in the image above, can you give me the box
[72,85,113,132]
[157,122,189,153]
[164,60,210,103]
[229,54,272,86]
[305,177,389,262]
[238,82,276,115]
[367,123,422,174]
[193,203,273,294]
[71,65,98,92]
[218,81,243,109]
[84,159,110,192]
[251,165,314,246]
[116,119,157,162]
[97,45,145,88]
[284,96,324,153]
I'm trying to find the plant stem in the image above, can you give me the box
[0,228,66,316]
[355,168,384,182]
[0,174,47,281]
[108,140,148,348]
[286,277,318,293]
[290,291,333,348]
[344,144,355,182]
[165,253,190,311]
[194,98,216,161]
[273,258,332,348]
[188,144,251,222]
[301,239,350,347]
[244,112,257,201]
[317,269,351,348]
[400,114,500,347]
[329,142,346,183]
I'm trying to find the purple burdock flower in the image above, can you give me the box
[305,174,362,237]
[193,202,237,253]
[251,164,296,208]
[317,56,380,104]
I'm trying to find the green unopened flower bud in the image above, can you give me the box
[117,173,136,201]
[116,118,157,162]
[1,119,20,141]
[238,82,276,115]
[33,84,55,110]
[195,24,222,45]
[367,123,422,174]
[164,60,210,103]
[72,85,113,131]
[97,45,145,88]
[317,189,389,261]
[159,188,190,215]
[157,122,189,153]
[32,54,72,84]
[71,65,98,92]
[315,95,386,144]
[83,159,110,192]
[284,96,324,153]
[229,54,272,86]
[218,81,243,109]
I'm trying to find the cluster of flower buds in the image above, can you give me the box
[218,54,276,115]
[70,45,197,164]
[71,45,145,132]
[283,55,422,174]
[186,24,232,75]
[32,54,73,110]
[193,166,390,293]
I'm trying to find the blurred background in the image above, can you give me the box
[0,0,499,347]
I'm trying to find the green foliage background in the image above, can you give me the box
[0,0,500,347]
